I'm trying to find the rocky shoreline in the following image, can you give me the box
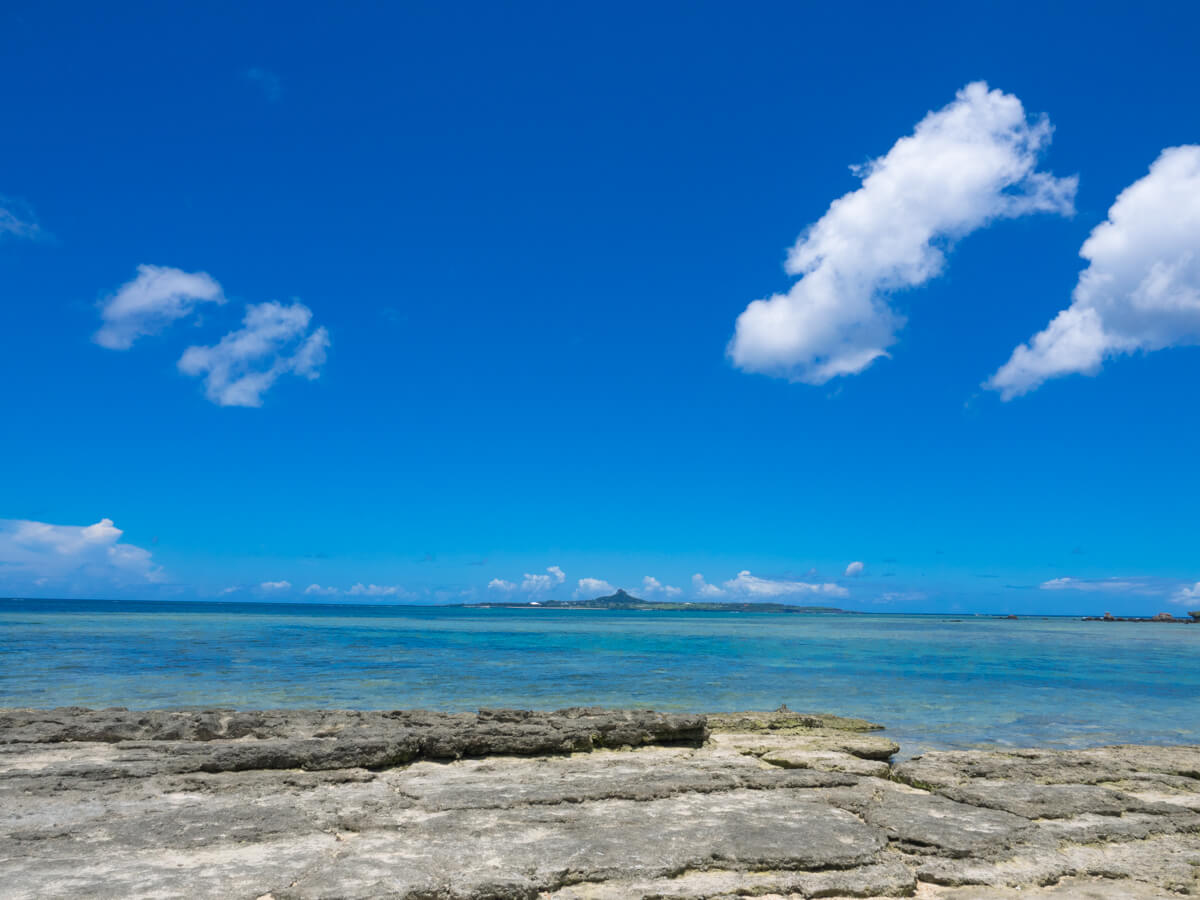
[2,707,1198,898]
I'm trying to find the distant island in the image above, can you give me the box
[462,588,853,614]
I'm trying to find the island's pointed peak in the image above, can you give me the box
[594,588,642,604]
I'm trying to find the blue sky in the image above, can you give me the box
[2,0,1198,614]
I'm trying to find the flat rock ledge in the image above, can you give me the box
[1,708,1198,899]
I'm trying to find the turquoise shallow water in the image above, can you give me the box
[2,598,1196,757]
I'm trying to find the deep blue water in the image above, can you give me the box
[2,598,1196,757]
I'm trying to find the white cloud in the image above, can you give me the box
[1173,583,1200,605]
[304,584,339,596]
[521,565,566,593]
[729,81,1075,383]
[575,577,616,599]
[642,575,682,597]
[0,517,163,587]
[845,561,865,577]
[487,578,517,592]
[93,265,225,350]
[260,580,291,591]
[723,570,849,599]
[178,300,329,407]
[691,573,726,597]
[987,146,1200,398]
[347,583,401,597]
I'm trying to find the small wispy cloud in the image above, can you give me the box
[178,301,330,407]
[487,578,516,592]
[304,584,339,596]
[1040,576,1155,594]
[0,197,41,241]
[93,265,225,350]
[260,580,291,591]
[876,591,928,604]
[245,67,282,101]
[844,561,864,577]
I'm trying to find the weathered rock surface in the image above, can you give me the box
[706,707,886,734]
[0,706,707,763]
[759,747,892,777]
[2,707,1200,898]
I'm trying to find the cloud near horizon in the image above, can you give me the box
[520,565,566,593]
[728,81,1076,384]
[178,301,330,407]
[575,577,615,599]
[486,566,567,594]
[722,570,849,599]
[1174,583,1200,605]
[642,575,681,597]
[347,583,403,597]
[987,145,1200,398]
[691,573,725,597]
[0,517,163,589]
[93,265,225,350]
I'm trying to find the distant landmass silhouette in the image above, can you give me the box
[465,588,850,614]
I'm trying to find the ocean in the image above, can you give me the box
[2,598,1195,757]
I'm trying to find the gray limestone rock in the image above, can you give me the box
[936,780,1164,819]
[4,707,1200,899]
[706,707,886,734]
[894,745,1200,792]
[918,877,1186,898]
[542,859,917,899]
[759,747,893,777]
[0,706,709,761]
[860,788,1035,858]
[711,730,901,761]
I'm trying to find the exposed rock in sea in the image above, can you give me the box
[1084,612,1192,623]
[2,706,1199,898]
